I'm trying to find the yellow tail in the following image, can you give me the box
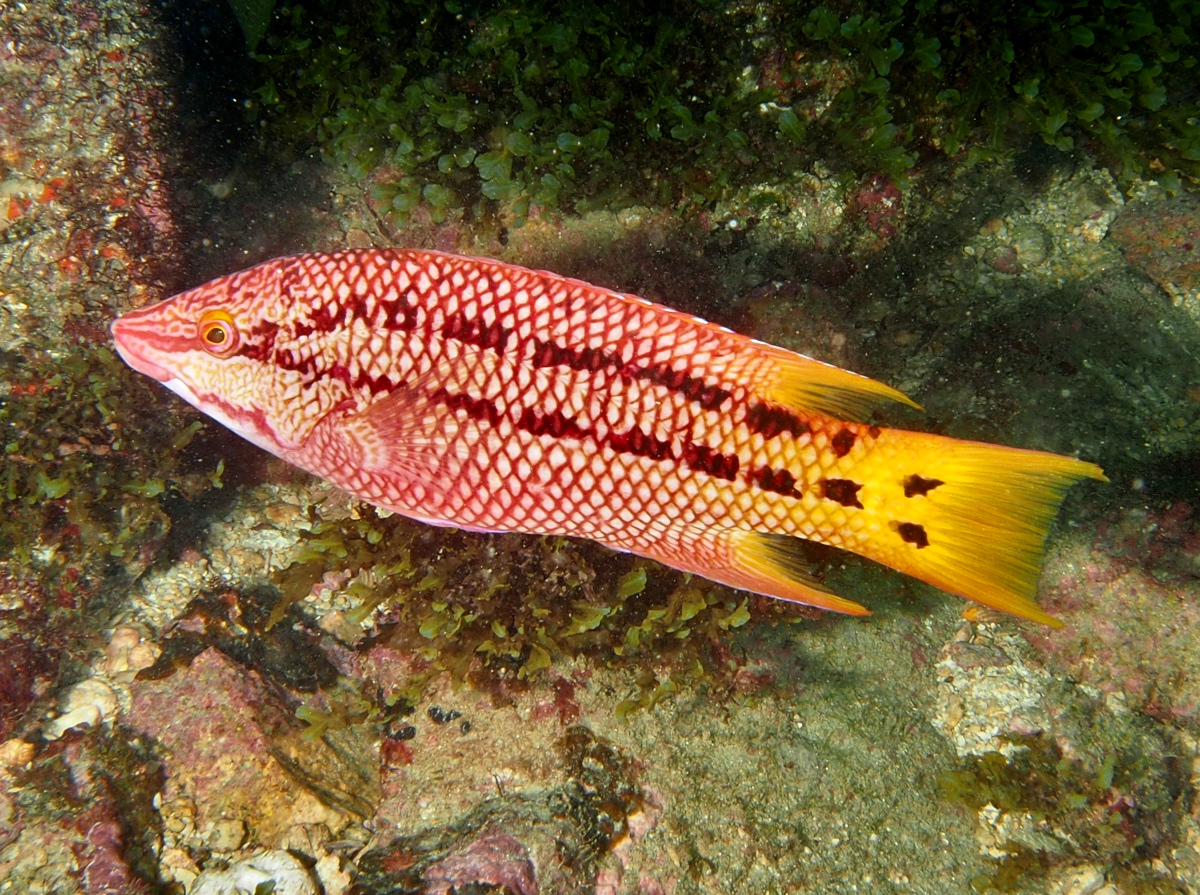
[729,342,1103,624]
[847,429,1106,625]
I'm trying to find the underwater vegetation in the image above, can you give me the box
[941,724,1189,894]
[245,0,1200,228]
[0,346,223,613]
[260,504,808,713]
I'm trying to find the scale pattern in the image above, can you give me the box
[111,248,1105,622]
[272,251,871,553]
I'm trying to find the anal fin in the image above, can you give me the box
[627,526,870,617]
[727,530,871,616]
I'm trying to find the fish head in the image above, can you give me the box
[111,257,307,456]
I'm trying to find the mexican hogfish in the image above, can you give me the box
[111,249,1105,625]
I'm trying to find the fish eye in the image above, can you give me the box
[199,310,240,357]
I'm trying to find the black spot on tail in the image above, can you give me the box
[903,474,944,497]
[818,478,864,509]
[831,428,857,458]
[897,522,929,548]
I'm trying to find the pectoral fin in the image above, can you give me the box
[337,384,469,486]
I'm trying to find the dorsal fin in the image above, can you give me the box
[753,342,922,421]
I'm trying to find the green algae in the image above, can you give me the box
[296,683,377,741]
[259,504,812,706]
[0,344,222,606]
[793,1,1200,185]
[248,0,1199,233]
[251,0,777,224]
[940,718,1188,892]
[227,0,274,51]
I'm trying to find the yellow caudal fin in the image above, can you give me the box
[854,430,1106,626]
[753,342,922,421]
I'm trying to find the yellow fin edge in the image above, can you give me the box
[757,343,922,421]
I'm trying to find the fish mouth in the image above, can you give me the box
[111,316,174,383]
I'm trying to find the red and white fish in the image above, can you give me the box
[112,249,1104,625]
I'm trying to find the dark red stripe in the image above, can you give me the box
[529,338,731,411]
[750,465,799,497]
[199,390,271,434]
[237,321,279,363]
[608,425,674,462]
[416,389,686,469]
[635,362,732,411]
[531,339,619,373]
[273,349,394,395]
[746,402,808,439]
[682,443,739,481]
[430,387,505,427]
[516,407,590,440]
[442,311,510,352]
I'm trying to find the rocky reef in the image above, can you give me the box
[2,1,1200,894]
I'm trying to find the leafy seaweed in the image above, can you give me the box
[227,0,275,52]
[248,0,1200,226]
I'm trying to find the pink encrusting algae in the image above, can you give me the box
[111,249,1105,624]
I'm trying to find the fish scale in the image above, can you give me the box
[113,248,1106,625]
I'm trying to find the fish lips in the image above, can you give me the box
[111,316,175,383]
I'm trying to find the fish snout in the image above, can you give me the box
[111,315,175,383]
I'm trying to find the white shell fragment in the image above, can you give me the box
[43,678,121,740]
[190,850,319,895]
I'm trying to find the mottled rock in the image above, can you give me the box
[207,818,247,853]
[125,647,350,846]
[976,802,1067,859]
[933,626,1052,757]
[1010,221,1050,266]
[1034,522,1200,726]
[1110,194,1200,322]
[0,634,57,742]
[72,807,145,895]
[103,625,160,683]
[1047,863,1108,895]
[271,723,381,819]
[0,772,20,853]
[424,829,538,895]
[43,677,121,740]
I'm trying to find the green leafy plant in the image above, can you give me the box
[250,0,1200,227]
[227,0,275,52]
[793,0,1200,189]
[251,0,813,225]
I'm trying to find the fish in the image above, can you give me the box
[111,249,1105,626]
